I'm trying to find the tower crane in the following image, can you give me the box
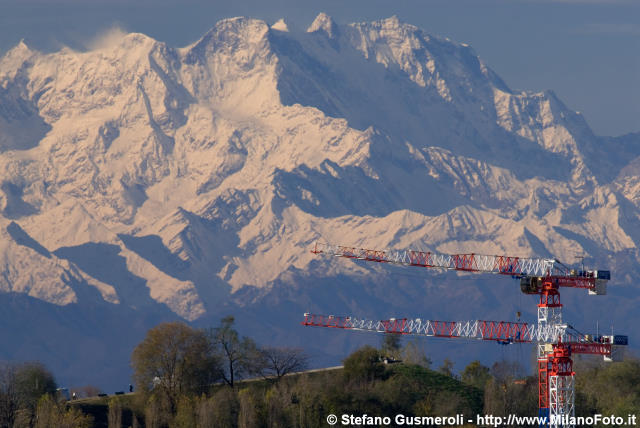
[303,242,627,428]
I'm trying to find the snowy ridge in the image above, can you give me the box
[0,14,638,326]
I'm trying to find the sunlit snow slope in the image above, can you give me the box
[1,14,639,389]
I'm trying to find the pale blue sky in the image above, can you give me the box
[1,0,638,136]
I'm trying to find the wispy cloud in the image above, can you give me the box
[85,25,128,51]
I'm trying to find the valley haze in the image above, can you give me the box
[0,14,638,390]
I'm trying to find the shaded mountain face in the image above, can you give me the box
[1,14,639,389]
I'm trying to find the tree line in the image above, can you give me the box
[0,316,638,427]
[129,315,308,425]
[125,322,640,427]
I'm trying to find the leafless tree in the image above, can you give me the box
[257,347,309,380]
[211,316,258,387]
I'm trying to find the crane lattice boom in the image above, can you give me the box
[312,242,609,292]
[302,313,622,358]
[313,242,555,276]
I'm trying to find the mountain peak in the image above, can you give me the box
[372,15,418,34]
[188,17,270,59]
[12,39,32,55]
[84,27,157,53]
[210,16,270,36]
[382,15,401,27]
[307,13,338,38]
[271,18,289,32]
[122,32,155,46]
[0,39,37,74]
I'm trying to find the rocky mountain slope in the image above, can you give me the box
[1,14,639,389]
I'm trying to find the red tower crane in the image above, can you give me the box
[304,242,627,428]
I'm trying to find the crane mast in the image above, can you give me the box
[305,241,625,428]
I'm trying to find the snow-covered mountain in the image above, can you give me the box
[1,14,639,389]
